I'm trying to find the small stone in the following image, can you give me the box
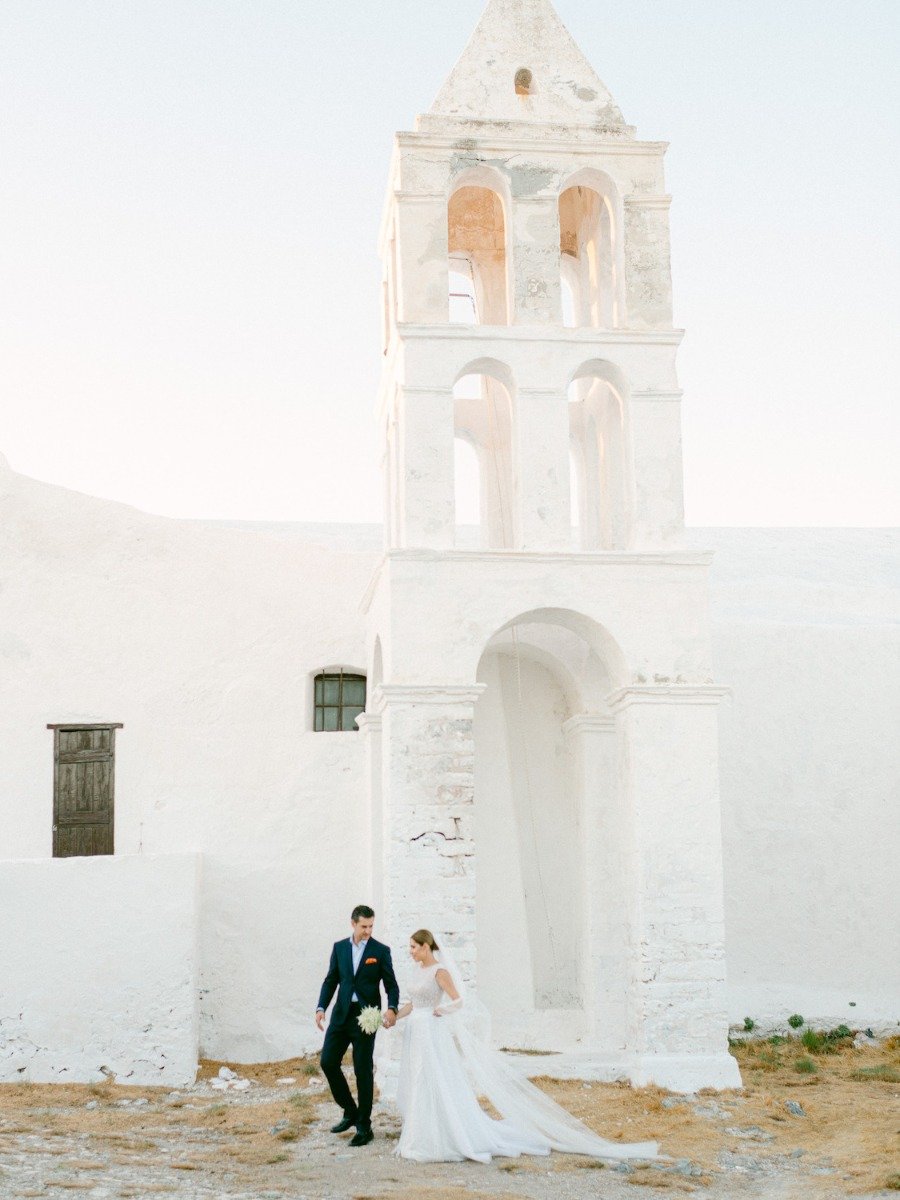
[693,1103,724,1119]
[662,1097,686,1109]
[614,1161,633,1173]
[271,1120,290,1134]
[218,1066,238,1081]
[791,1148,806,1158]
[277,1077,297,1085]
[85,1100,99,1110]
[724,1125,773,1142]
[210,1079,229,1091]
[133,1098,149,1106]
[785,1101,806,1118]
[232,1078,251,1091]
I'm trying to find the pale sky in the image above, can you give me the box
[1,0,898,527]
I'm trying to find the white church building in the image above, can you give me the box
[1,0,897,1094]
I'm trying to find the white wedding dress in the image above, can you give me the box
[395,960,657,1164]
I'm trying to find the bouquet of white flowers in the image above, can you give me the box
[357,1006,383,1035]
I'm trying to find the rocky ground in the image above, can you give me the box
[0,1038,897,1199]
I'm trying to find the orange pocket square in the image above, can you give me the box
[365,957,378,965]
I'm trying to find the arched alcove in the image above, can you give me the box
[453,360,516,549]
[569,360,633,551]
[558,171,623,329]
[473,609,628,1052]
[448,172,511,325]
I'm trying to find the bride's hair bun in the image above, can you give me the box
[411,928,439,951]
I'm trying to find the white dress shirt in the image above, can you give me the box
[350,935,369,1003]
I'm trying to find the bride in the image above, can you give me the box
[392,929,658,1164]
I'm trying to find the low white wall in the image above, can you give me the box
[0,854,200,1085]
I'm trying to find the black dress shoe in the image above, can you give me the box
[330,1114,357,1134]
[350,1127,374,1147]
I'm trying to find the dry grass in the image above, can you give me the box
[534,1035,900,1194]
[196,1054,318,1085]
[0,1056,323,1186]
[354,1193,529,1200]
[1,1043,898,1196]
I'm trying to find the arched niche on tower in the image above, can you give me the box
[453,357,517,550]
[568,359,634,551]
[558,169,624,330]
[473,607,629,1049]
[448,168,512,326]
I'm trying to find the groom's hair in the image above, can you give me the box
[351,905,375,922]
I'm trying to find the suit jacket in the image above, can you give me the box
[317,936,400,1029]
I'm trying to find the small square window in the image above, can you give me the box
[314,672,367,733]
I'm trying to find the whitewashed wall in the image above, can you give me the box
[1,460,896,1069]
[693,528,900,1035]
[0,854,199,1085]
[0,465,382,1064]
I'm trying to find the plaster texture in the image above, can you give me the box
[0,0,896,1091]
[694,528,900,1036]
[369,0,738,1091]
[0,465,896,1078]
[0,854,199,1085]
[0,471,377,1068]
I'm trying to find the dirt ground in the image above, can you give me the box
[0,1039,897,1199]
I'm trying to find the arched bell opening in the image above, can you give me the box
[558,174,623,330]
[448,179,511,326]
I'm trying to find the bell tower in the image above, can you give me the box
[362,0,741,1092]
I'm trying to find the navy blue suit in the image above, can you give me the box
[318,937,399,1129]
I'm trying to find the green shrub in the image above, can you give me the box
[801,1028,825,1053]
[886,1173,900,1191]
[769,1034,787,1045]
[794,1057,817,1074]
[788,1014,804,1029]
[743,1017,756,1032]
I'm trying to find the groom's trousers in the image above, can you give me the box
[320,1002,377,1128]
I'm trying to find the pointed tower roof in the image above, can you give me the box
[427,0,627,132]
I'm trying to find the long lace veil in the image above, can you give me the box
[431,933,657,1161]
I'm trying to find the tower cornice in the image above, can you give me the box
[396,130,666,157]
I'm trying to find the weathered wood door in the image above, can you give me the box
[50,724,122,857]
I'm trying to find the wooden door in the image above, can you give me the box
[50,724,122,857]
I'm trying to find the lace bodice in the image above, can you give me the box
[409,963,444,1009]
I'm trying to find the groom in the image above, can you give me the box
[316,905,399,1147]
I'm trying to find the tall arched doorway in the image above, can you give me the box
[474,610,630,1055]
